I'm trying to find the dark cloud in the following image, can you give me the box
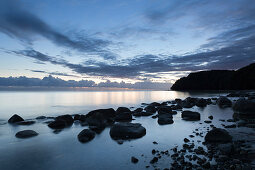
[0,76,170,90]
[0,0,115,60]
[29,70,80,78]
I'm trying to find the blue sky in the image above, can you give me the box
[0,0,255,89]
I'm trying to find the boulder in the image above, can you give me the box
[195,98,208,107]
[133,108,143,112]
[116,107,131,114]
[36,116,46,120]
[115,112,132,121]
[8,114,24,123]
[15,130,38,138]
[233,98,255,115]
[77,129,95,143]
[216,97,232,108]
[205,128,232,143]
[158,114,174,125]
[145,105,157,113]
[48,114,74,129]
[181,111,200,121]
[157,106,172,114]
[109,122,146,140]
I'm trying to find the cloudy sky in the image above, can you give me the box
[0,0,254,89]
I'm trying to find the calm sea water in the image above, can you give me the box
[0,90,240,170]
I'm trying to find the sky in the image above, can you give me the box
[0,0,255,89]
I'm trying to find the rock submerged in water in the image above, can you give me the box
[15,130,38,138]
[157,114,174,125]
[181,111,200,121]
[216,96,232,108]
[116,107,131,114]
[8,114,24,123]
[115,112,132,121]
[205,128,232,143]
[48,114,74,129]
[233,98,255,115]
[77,129,96,143]
[109,122,146,140]
[16,120,36,125]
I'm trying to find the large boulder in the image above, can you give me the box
[48,114,74,129]
[15,130,38,138]
[158,114,174,125]
[195,98,209,107]
[158,106,172,114]
[181,111,200,121]
[115,112,132,121]
[8,114,24,123]
[110,122,146,140]
[233,98,255,115]
[145,105,157,113]
[77,129,95,143]
[205,128,232,143]
[217,97,232,108]
[116,107,131,114]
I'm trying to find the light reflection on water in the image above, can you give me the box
[0,90,233,170]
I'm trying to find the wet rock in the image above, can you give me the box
[184,138,190,143]
[36,116,46,120]
[145,105,157,113]
[208,116,213,120]
[89,125,104,134]
[153,141,158,144]
[115,112,132,121]
[15,130,38,138]
[225,124,236,128]
[181,111,200,121]
[150,157,158,164]
[233,98,255,118]
[158,114,173,125]
[216,96,232,108]
[158,106,172,114]
[116,107,131,114]
[196,98,208,107]
[204,120,212,124]
[171,104,182,110]
[131,156,139,163]
[16,120,36,125]
[48,120,66,129]
[218,143,233,155]
[48,114,74,129]
[109,122,146,140]
[8,114,24,123]
[151,115,158,119]
[205,128,232,143]
[134,108,143,112]
[77,129,95,143]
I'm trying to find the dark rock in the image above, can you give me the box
[15,130,38,138]
[133,111,153,117]
[225,124,236,128]
[196,98,208,107]
[77,129,95,143]
[158,106,172,114]
[89,125,104,134]
[205,128,232,143]
[145,105,156,113]
[131,156,139,163]
[109,122,146,140]
[208,116,213,120]
[153,141,158,144]
[115,112,132,121]
[216,96,232,108]
[184,138,190,143]
[151,115,158,119]
[150,157,158,164]
[171,63,255,90]
[116,107,131,114]
[181,111,200,121]
[233,98,255,118]
[16,120,36,125]
[134,108,143,112]
[36,116,46,119]
[158,114,173,125]
[204,120,212,124]
[48,120,66,129]
[171,104,182,110]
[8,114,24,123]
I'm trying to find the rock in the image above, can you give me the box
[171,104,182,110]
[158,106,172,114]
[196,98,208,107]
[16,120,36,125]
[115,112,132,121]
[216,96,232,108]
[204,120,212,124]
[233,98,255,118]
[131,156,139,163]
[150,157,158,164]
[36,116,46,119]
[181,111,200,121]
[109,122,146,140]
[48,114,74,129]
[184,138,190,143]
[8,114,24,123]
[225,124,236,128]
[15,130,38,138]
[134,108,143,112]
[89,125,104,134]
[208,116,213,120]
[153,141,158,144]
[116,107,131,114]
[205,128,232,143]
[77,129,95,143]
[145,105,157,113]
[158,114,173,125]
[218,143,233,155]
[133,111,153,117]
[202,162,211,169]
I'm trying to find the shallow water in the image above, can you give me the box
[0,90,251,170]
